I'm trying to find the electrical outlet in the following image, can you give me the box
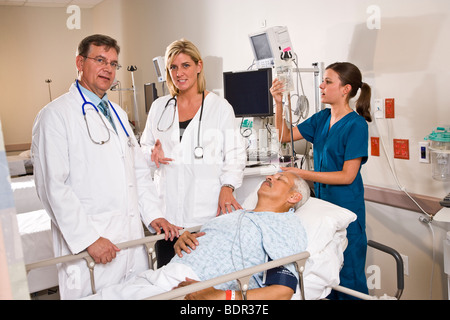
[401,254,409,276]
[419,141,430,163]
[374,99,384,119]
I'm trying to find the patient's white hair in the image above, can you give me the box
[291,175,311,210]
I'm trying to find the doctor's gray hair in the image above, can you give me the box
[77,34,120,57]
[291,175,311,210]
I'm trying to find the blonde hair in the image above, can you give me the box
[164,39,206,96]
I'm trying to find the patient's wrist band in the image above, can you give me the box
[225,290,236,300]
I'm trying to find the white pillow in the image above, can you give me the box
[297,197,355,255]
[241,185,356,255]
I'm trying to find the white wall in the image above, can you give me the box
[1,0,449,299]
[0,6,94,147]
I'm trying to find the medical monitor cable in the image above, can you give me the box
[247,60,257,71]
[374,116,436,299]
[422,220,436,300]
[292,54,310,122]
[230,210,249,281]
[374,116,433,220]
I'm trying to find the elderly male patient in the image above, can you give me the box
[85,172,310,300]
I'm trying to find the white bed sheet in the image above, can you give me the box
[16,209,57,293]
[7,150,33,177]
[12,175,57,293]
[11,175,43,214]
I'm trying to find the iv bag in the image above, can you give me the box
[276,65,293,93]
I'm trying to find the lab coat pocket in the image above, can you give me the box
[192,179,220,220]
[87,210,128,246]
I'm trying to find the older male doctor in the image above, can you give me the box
[31,34,180,299]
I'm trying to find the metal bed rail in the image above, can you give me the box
[25,225,310,300]
[26,226,202,273]
[25,230,403,300]
[146,251,310,300]
[332,286,376,300]
[25,226,202,294]
[332,239,405,300]
[367,239,404,299]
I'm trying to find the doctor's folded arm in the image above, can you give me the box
[31,34,180,300]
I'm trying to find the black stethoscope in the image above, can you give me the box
[157,92,205,159]
[76,80,134,147]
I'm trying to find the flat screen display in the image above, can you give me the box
[223,68,273,118]
[144,83,157,114]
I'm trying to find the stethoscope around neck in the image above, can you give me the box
[158,91,205,159]
[76,80,133,147]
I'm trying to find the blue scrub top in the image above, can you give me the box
[298,108,368,233]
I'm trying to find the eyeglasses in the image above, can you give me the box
[83,56,122,70]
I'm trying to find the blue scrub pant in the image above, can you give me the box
[327,230,368,300]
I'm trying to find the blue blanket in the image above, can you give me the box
[170,209,308,290]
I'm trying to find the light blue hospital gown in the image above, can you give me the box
[170,209,308,290]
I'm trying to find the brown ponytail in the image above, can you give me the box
[356,82,372,122]
[326,62,372,122]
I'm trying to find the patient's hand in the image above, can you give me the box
[174,231,205,257]
[176,278,225,300]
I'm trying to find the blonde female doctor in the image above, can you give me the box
[140,39,246,266]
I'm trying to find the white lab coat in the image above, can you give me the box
[140,93,246,227]
[31,83,164,299]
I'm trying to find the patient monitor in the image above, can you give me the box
[152,56,166,82]
[249,26,294,69]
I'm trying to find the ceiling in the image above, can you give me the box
[0,0,104,8]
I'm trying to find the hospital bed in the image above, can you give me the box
[23,185,405,300]
[12,174,59,294]
[7,150,33,177]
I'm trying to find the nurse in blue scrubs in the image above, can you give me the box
[270,62,372,299]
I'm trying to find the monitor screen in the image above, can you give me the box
[223,68,273,118]
[250,33,273,61]
[152,56,166,82]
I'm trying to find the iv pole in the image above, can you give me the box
[45,79,52,102]
[286,62,324,167]
[293,62,324,114]
[285,92,296,167]
[128,66,140,131]
[110,66,140,134]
